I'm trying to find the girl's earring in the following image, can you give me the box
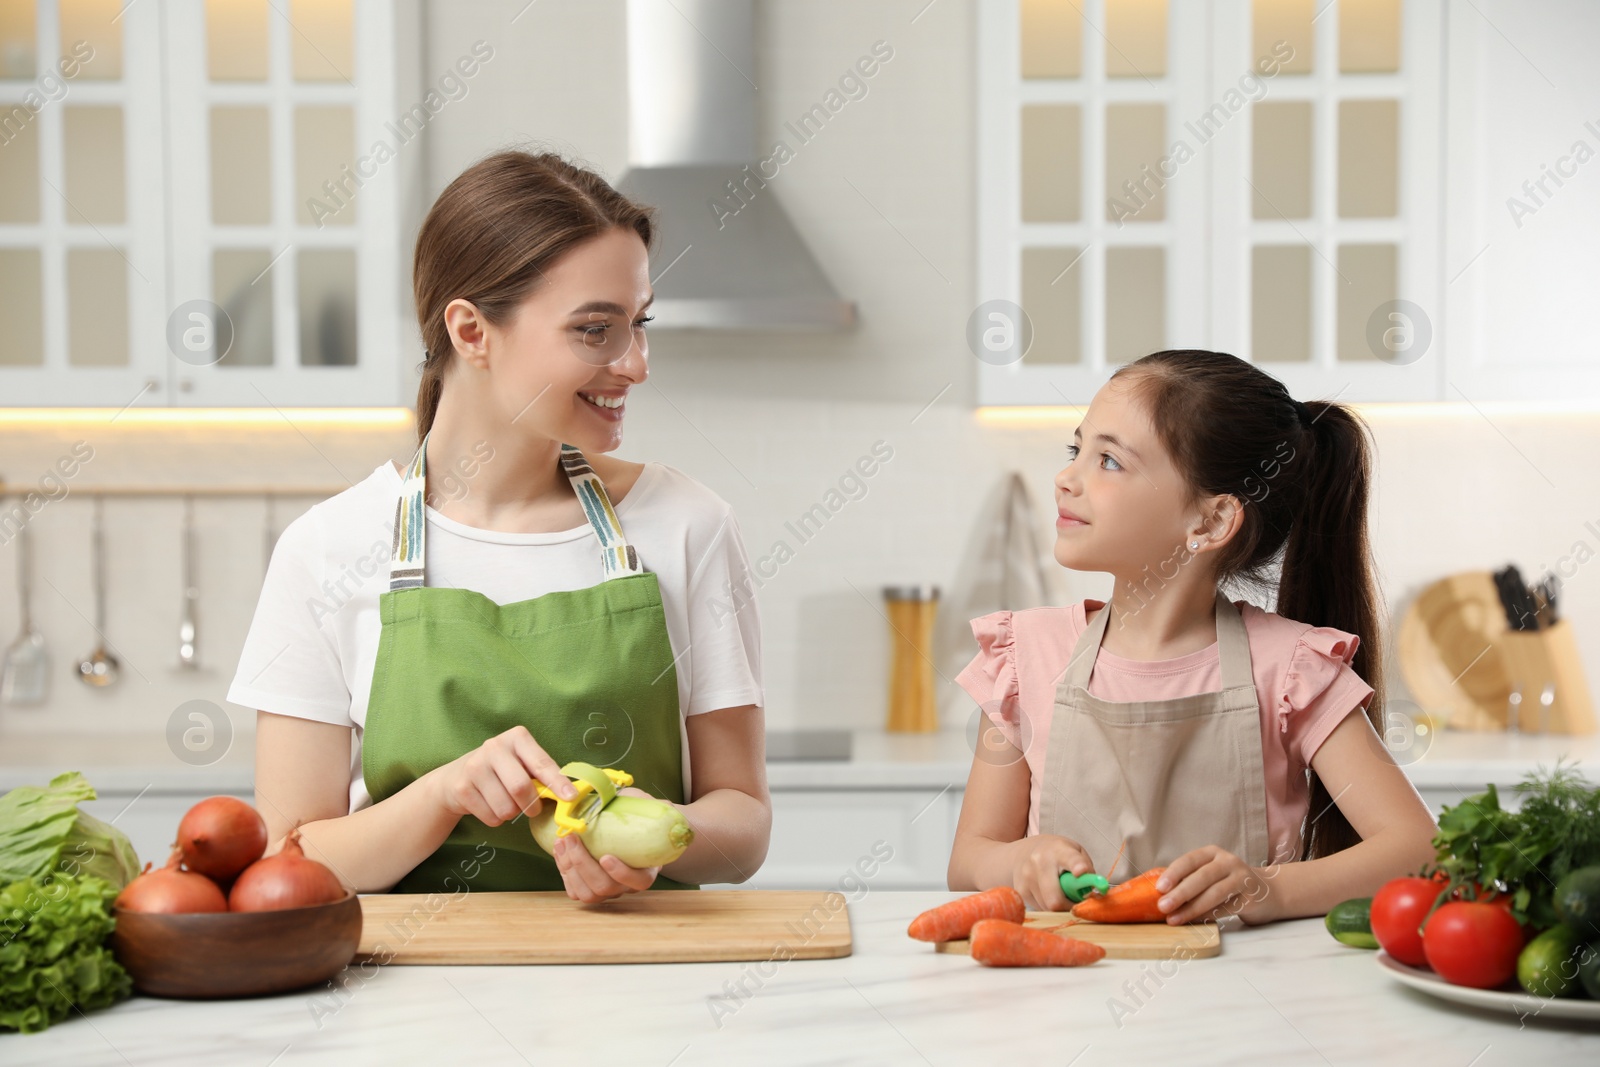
[1189,540,1200,551]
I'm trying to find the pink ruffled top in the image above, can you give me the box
[954,598,1375,865]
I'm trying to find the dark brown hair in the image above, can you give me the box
[1110,350,1384,862]
[410,150,656,442]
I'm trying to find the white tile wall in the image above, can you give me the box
[5,403,1599,744]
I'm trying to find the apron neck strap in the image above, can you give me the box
[1066,589,1252,690]
[388,433,643,591]
[558,443,643,579]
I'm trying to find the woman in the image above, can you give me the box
[229,151,770,900]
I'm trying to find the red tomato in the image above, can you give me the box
[1422,902,1526,989]
[1432,870,1510,906]
[1371,877,1441,967]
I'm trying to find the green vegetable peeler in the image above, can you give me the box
[1059,871,1110,903]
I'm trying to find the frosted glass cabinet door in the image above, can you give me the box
[0,0,413,407]
[980,0,1210,404]
[163,0,408,406]
[1213,0,1441,402]
[981,0,1446,405]
[0,0,168,404]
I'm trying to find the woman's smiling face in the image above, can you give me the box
[1053,376,1202,577]
[457,226,654,453]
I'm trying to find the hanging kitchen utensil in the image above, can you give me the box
[77,496,119,687]
[1,522,49,706]
[177,494,199,670]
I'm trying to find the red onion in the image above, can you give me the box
[228,829,346,912]
[114,849,228,914]
[177,796,268,881]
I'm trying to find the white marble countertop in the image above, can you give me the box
[7,892,1597,1065]
[2,725,1596,795]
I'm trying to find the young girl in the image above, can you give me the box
[948,350,1437,924]
[233,151,769,900]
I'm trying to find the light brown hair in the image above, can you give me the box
[410,150,656,442]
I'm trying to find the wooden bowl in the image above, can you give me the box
[110,892,363,999]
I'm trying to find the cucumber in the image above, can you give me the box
[1518,924,1585,998]
[1554,865,1600,941]
[1325,897,1378,949]
[529,794,694,869]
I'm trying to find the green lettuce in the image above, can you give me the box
[0,873,131,1033]
[0,772,140,889]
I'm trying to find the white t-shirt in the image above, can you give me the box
[226,458,764,814]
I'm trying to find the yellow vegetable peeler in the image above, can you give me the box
[533,761,633,837]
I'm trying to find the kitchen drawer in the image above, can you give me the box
[709,787,963,891]
[79,791,253,870]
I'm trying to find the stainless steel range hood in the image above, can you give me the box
[620,0,856,331]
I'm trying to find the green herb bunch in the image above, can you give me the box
[1429,760,1600,930]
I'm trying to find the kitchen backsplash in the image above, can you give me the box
[5,0,1598,741]
[2,401,1597,740]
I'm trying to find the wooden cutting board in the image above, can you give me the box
[932,912,1221,960]
[354,890,852,964]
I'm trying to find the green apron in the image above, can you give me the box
[361,434,696,893]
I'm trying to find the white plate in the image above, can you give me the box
[1376,950,1600,1023]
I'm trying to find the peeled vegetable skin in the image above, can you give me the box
[529,794,693,868]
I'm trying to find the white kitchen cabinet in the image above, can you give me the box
[0,0,422,408]
[978,0,1457,404]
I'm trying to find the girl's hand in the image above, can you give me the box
[1010,834,1096,911]
[425,724,576,827]
[1156,845,1276,925]
[553,787,662,902]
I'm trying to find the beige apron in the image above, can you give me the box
[1037,590,1271,883]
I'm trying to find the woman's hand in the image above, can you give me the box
[424,724,576,827]
[1155,845,1276,925]
[1010,834,1095,911]
[554,785,660,903]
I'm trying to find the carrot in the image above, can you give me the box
[969,919,1107,967]
[907,886,1026,942]
[1070,865,1169,923]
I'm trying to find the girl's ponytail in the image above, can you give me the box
[1277,402,1386,860]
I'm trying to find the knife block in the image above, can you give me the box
[1493,621,1597,734]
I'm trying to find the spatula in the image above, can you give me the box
[1,524,48,705]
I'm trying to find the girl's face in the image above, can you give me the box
[1053,377,1209,578]
[459,226,654,454]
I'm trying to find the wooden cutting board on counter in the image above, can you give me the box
[354,890,852,964]
[933,913,1221,960]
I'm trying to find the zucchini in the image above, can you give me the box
[529,793,694,869]
[1325,897,1378,949]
